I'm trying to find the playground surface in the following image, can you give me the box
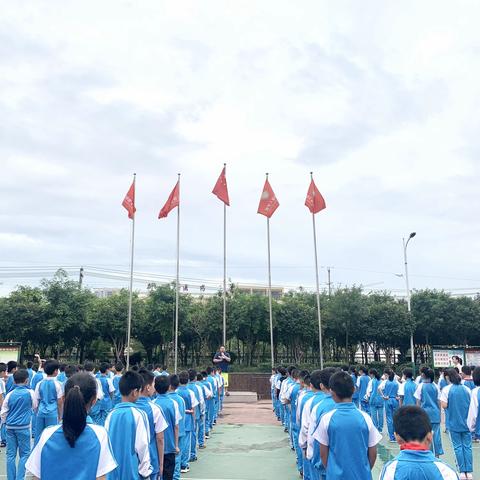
[1,400,480,479]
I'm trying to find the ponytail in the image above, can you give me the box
[63,373,97,448]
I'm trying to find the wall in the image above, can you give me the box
[228,372,271,399]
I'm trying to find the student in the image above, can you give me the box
[414,368,443,457]
[26,361,35,387]
[366,369,384,432]
[380,406,458,479]
[296,373,313,478]
[5,361,18,394]
[349,367,359,408]
[467,366,480,442]
[284,369,301,456]
[357,367,370,413]
[84,362,106,425]
[111,362,123,407]
[137,369,168,480]
[155,375,181,480]
[33,360,64,444]
[441,368,473,479]
[398,368,416,407]
[0,363,7,447]
[56,364,67,384]
[270,368,277,410]
[105,370,152,480]
[167,374,186,480]
[194,372,209,450]
[26,372,117,480]
[93,363,115,426]
[314,371,382,480]
[0,369,36,480]
[205,367,218,432]
[199,371,213,439]
[176,371,199,474]
[461,366,475,390]
[186,369,202,461]
[64,364,78,383]
[381,368,400,443]
[307,367,338,480]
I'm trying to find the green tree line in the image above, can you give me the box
[1,270,479,369]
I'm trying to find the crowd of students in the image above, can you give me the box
[0,358,226,480]
[271,362,480,480]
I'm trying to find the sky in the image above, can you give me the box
[2,1,480,297]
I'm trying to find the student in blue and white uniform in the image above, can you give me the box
[5,361,18,395]
[26,372,117,480]
[461,366,475,390]
[205,367,218,432]
[270,368,277,410]
[314,371,382,480]
[0,363,7,447]
[285,370,302,458]
[176,371,199,474]
[167,375,186,480]
[467,366,480,442]
[365,368,384,432]
[441,368,473,479]
[93,363,115,426]
[380,368,399,442]
[155,375,181,480]
[398,367,416,407]
[33,360,64,444]
[105,370,152,480]
[349,367,359,408]
[357,367,370,414]
[26,361,35,387]
[56,364,67,384]
[186,369,202,461]
[296,374,314,478]
[199,371,213,439]
[137,369,168,480]
[111,362,123,407]
[414,367,443,457]
[380,406,459,480]
[1,369,37,480]
[195,372,209,450]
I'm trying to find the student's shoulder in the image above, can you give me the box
[379,459,399,479]
[87,423,110,442]
[432,458,460,479]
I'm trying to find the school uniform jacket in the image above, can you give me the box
[105,402,152,479]
[380,450,459,479]
[0,385,37,428]
[155,394,182,454]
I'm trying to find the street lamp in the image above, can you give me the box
[403,232,416,374]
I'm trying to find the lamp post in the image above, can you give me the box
[403,232,416,374]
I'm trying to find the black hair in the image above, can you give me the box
[114,362,124,372]
[319,368,337,389]
[369,368,381,380]
[155,375,170,394]
[0,364,6,374]
[422,368,435,383]
[178,371,189,385]
[154,364,162,370]
[7,361,17,373]
[201,371,208,378]
[170,374,180,389]
[44,359,60,376]
[65,365,78,378]
[99,363,109,374]
[329,371,355,399]
[403,368,413,379]
[393,406,431,442]
[84,361,95,373]
[63,373,97,448]
[131,365,139,372]
[119,371,143,396]
[188,369,197,382]
[196,373,203,381]
[277,366,287,376]
[462,365,472,376]
[13,369,29,384]
[206,367,213,374]
[420,366,429,374]
[298,370,310,381]
[473,367,480,387]
[147,364,154,371]
[358,366,367,375]
[341,365,349,372]
[452,355,463,365]
[139,368,155,389]
[26,361,33,369]
[310,370,323,390]
[304,374,311,386]
[287,365,296,375]
[384,368,395,382]
[445,368,462,385]
[349,366,357,376]
[291,369,300,380]
[59,363,66,372]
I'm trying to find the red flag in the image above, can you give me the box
[122,181,136,219]
[158,181,180,218]
[212,166,230,206]
[305,179,326,214]
[257,178,279,218]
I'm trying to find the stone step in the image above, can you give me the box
[224,391,258,403]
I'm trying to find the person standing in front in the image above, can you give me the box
[212,347,231,395]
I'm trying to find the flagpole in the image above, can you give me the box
[174,173,180,374]
[222,164,227,347]
[311,175,324,368]
[266,174,275,369]
[126,173,136,370]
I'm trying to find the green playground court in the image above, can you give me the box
[1,402,480,479]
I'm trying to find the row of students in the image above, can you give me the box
[0,360,226,480]
[271,364,477,480]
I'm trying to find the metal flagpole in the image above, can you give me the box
[174,173,181,374]
[126,173,136,370]
[223,198,227,346]
[311,204,324,369]
[267,210,274,369]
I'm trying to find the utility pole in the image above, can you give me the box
[327,267,332,296]
[79,267,84,288]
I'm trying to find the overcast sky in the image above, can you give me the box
[2,1,480,297]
